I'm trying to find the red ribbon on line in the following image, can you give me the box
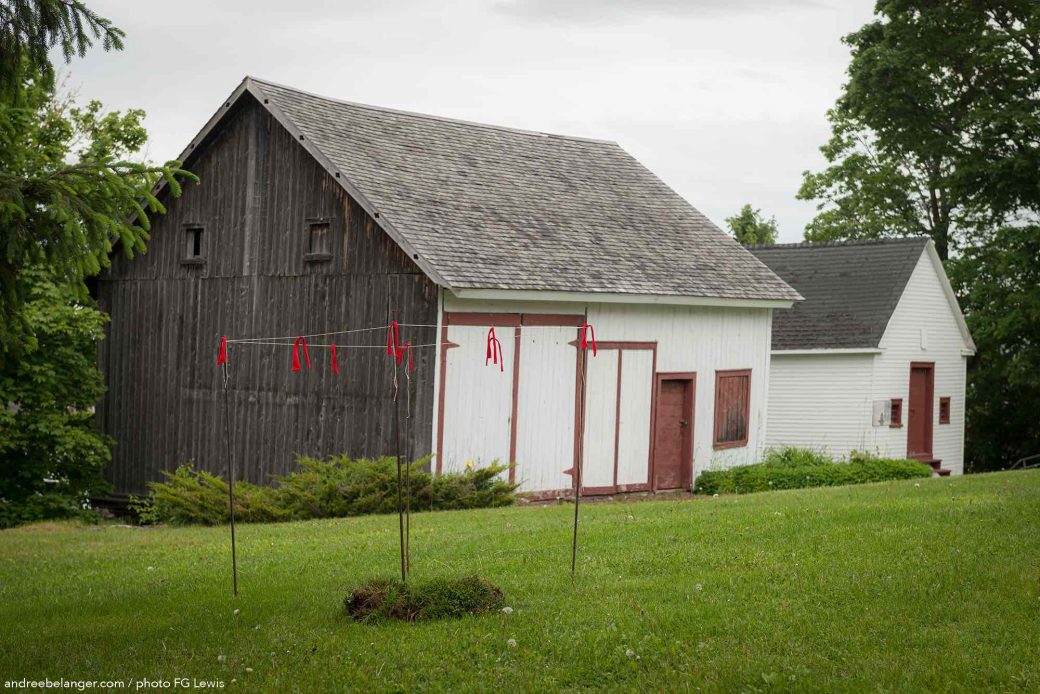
[485,327,504,372]
[330,343,339,375]
[291,336,311,372]
[386,320,406,365]
[216,336,228,366]
[580,323,597,356]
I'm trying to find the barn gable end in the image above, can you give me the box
[97,94,438,497]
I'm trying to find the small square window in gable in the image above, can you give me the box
[306,219,332,262]
[181,224,205,265]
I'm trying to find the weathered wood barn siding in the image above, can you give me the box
[96,94,438,497]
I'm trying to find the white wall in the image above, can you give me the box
[870,251,970,474]
[766,353,876,458]
[436,294,775,492]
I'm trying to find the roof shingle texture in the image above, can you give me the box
[251,78,799,301]
[747,238,929,350]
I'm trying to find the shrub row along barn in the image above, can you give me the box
[96,77,969,499]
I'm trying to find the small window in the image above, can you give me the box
[182,225,204,264]
[890,398,903,428]
[939,397,951,424]
[714,369,751,449]
[305,220,331,261]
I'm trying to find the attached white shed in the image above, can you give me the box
[749,239,975,475]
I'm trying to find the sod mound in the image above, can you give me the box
[344,575,504,622]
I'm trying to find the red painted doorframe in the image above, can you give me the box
[435,311,584,480]
[649,372,696,490]
[907,361,935,461]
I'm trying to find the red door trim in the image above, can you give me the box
[650,372,696,490]
[522,313,585,327]
[907,361,935,461]
[444,311,520,326]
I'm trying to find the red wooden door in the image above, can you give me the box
[652,376,694,490]
[907,364,934,460]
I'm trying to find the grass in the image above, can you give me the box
[1,471,1039,692]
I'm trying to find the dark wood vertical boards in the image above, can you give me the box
[96,94,439,497]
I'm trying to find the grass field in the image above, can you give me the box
[2,471,1039,692]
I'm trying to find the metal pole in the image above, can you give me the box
[571,343,588,577]
[404,369,412,578]
[394,364,406,583]
[221,363,239,597]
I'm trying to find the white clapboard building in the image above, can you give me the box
[749,239,975,475]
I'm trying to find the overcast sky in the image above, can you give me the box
[66,0,876,242]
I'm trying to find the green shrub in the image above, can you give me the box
[695,447,932,495]
[132,456,517,525]
[344,575,505,622]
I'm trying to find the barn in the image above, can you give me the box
[95,76,800,500]
[748,238,975,475]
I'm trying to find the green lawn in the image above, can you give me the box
[2,472,1039,693]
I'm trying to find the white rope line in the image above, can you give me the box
[226,322,584,345]
[226,341,438,349]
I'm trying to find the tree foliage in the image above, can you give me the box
[0,1,194,523]
[0,0,124,97]
[725,204,779,245]
[0,267,111,527]
[798,0,1040,259]
[948,226,1040,471]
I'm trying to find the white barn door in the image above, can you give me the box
[440,322,515,473]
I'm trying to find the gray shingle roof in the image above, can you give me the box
[747,238,930,350]
[245,77,798,302]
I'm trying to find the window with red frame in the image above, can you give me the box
[714,369,751,449]
[939,397,951,424]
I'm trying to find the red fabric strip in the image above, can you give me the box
[216,336,228,366]
[330,343,339,375]
[580,323,597,356]
[292,336,312,372]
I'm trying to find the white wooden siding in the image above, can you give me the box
[514,326,576,492]
[766,353,876,458]
[582,351,619,488]
[871,252,969,474]
[617,350,653,486]
[440,324,514,473]
[436,294,774,492]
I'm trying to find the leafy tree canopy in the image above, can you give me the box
[0,267,111,527]
[725,204,779,245]
[0,2,194,360]
[798,0,1040,259]
[0,0,123,97]
[948,226,1040,471]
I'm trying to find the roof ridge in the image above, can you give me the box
[246,75,620,147]
[745,237,930,250]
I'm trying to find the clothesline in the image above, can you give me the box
[227,340,438,349]
[227,322,587,344]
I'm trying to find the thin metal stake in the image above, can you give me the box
[571,340,589,577]
[393,364,406,583]
[221,362,239,597]
[404,368,412,577]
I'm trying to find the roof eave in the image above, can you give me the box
[450,287,796,309]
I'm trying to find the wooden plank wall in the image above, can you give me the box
[96,96,438,496]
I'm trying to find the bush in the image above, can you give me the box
[132,456,517,525]
[695,447,932,495]
[344,575,504,622]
